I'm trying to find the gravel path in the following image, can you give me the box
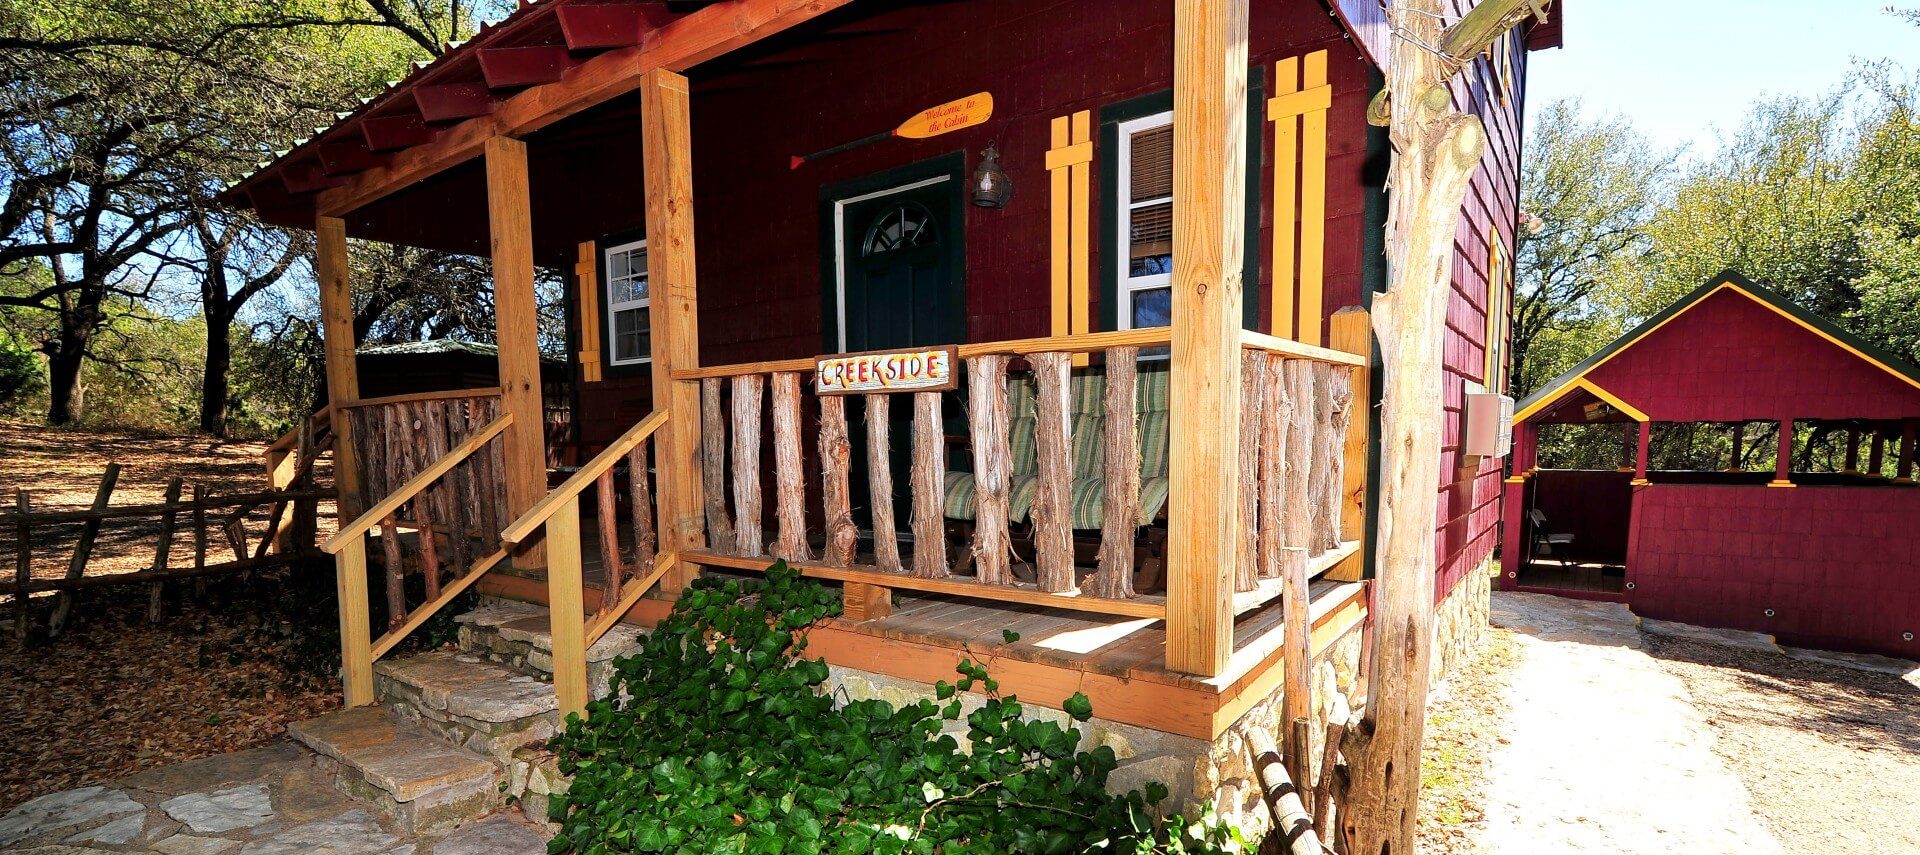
[1480,593,1782,854]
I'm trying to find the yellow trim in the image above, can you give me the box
[1766,480,1797,488]
[1043,140,1092,170]
[1266,85,1332,119]
[1068,110,1091,368]
[575,241,602,383]
[1630,478,1650,486]
[1269,56,1299,339]
[1297,50,1328,347]
[1515,376,1648,424]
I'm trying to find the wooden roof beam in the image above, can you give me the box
[557,4,673,49]
[282,163,346,194]
[414,83,496,122]
[316,0,857,218]
[478,45,578,88]
[318,140,388,175]
[361,113,436,151]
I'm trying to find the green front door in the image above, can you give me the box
[838,178,965,353]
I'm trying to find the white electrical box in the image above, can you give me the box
[1464,388,1515,459]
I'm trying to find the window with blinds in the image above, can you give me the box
[1116,112,1175,332]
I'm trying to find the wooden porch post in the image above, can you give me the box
[641,68,707,593]
[317,217,373,707]
[1843,427,1861,474]
[485,136,548,566]
[315,217,363,520]
[1632,420,1651,485]
[1869,428,1888,478]
[1165,0,1249,677]
[1769,418,1794,487]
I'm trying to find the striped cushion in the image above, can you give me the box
[942,366,1171,528]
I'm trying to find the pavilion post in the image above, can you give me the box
[315,217,364,520]
[1632,420,1651,485]
[1869,429,1888,478]
[1898,422,1916,484]
[641,68,707,593]
[1769,418,1794,487]
[485,136,549,566]
[1843,427,1861,475]
[1163,0,1249,677]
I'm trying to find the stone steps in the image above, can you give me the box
[375,651,561,763]
[455,598,648,700]
[287,706,501,835]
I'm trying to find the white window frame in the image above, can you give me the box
[1113,110,1175,332]
[603,239,650,367]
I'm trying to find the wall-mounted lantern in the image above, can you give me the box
[971,144,1012,208]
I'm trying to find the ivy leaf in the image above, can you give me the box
[1145,781,1170,804]
[935,681,954,700]
[1002,629,1021,643]
[1062,692,1094,722]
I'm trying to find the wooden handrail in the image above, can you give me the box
[501,408,669,544]
[1239,329,1367,367]
[584,552,677,648]
[370,545,510,660]
[669,327,1177,381]
[266,404,332,454]
[333,386,502,411]
[323,413,513,553]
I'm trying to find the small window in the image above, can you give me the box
[862,202,938,256]
[1114,112,1174,331]
[604,239,650,366]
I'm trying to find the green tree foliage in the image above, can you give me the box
[549,564,1244,854]
[1517,85,1920,470]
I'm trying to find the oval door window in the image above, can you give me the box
[862,201,939,257]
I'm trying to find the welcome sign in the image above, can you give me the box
[816,346,958,395]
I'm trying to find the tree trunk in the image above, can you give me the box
[44,332,87,426]
[199,310,233,437]
[1337,1,1511,852]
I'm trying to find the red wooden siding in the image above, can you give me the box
[1628,484,1920,659]
[1585,287,1920,422]
[1435,2,1531,602]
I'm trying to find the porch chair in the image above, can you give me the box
[1526,507,1576,569]
[942,365,1172,590]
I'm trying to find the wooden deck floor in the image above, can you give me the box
[1517,560,1626,594]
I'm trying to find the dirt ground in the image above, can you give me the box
[1418,625,1523,852]
[0,417,336,582]
[1644,635,1920,854]
[0,419,342,812]
[1478,591,1920,855]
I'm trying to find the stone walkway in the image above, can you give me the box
[0,742,549,855]
[1478,593,1783,854]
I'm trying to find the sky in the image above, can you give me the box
[1526,0,1920,156]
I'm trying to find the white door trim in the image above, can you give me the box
[830,174,953,353]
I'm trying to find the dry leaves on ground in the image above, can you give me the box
[1419,625,1522,853]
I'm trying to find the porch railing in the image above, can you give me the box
[498,409,673,717]
[667,320,1370,628]
[321,396,514,707]
[336,388,508,521]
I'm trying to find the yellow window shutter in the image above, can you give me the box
[1047,110,1093,365]
[1267,50,1331,345]
[575,240,602,383]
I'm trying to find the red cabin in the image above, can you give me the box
[1504,271,1920,659]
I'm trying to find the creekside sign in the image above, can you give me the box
[815,346,958,395]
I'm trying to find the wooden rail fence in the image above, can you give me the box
[6,427,333,642]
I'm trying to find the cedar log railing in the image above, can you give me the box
[670,317,1369,626]
[321,317,1370,712]
[322,388,515,707]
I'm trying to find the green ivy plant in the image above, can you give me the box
[547,562,1247,854]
